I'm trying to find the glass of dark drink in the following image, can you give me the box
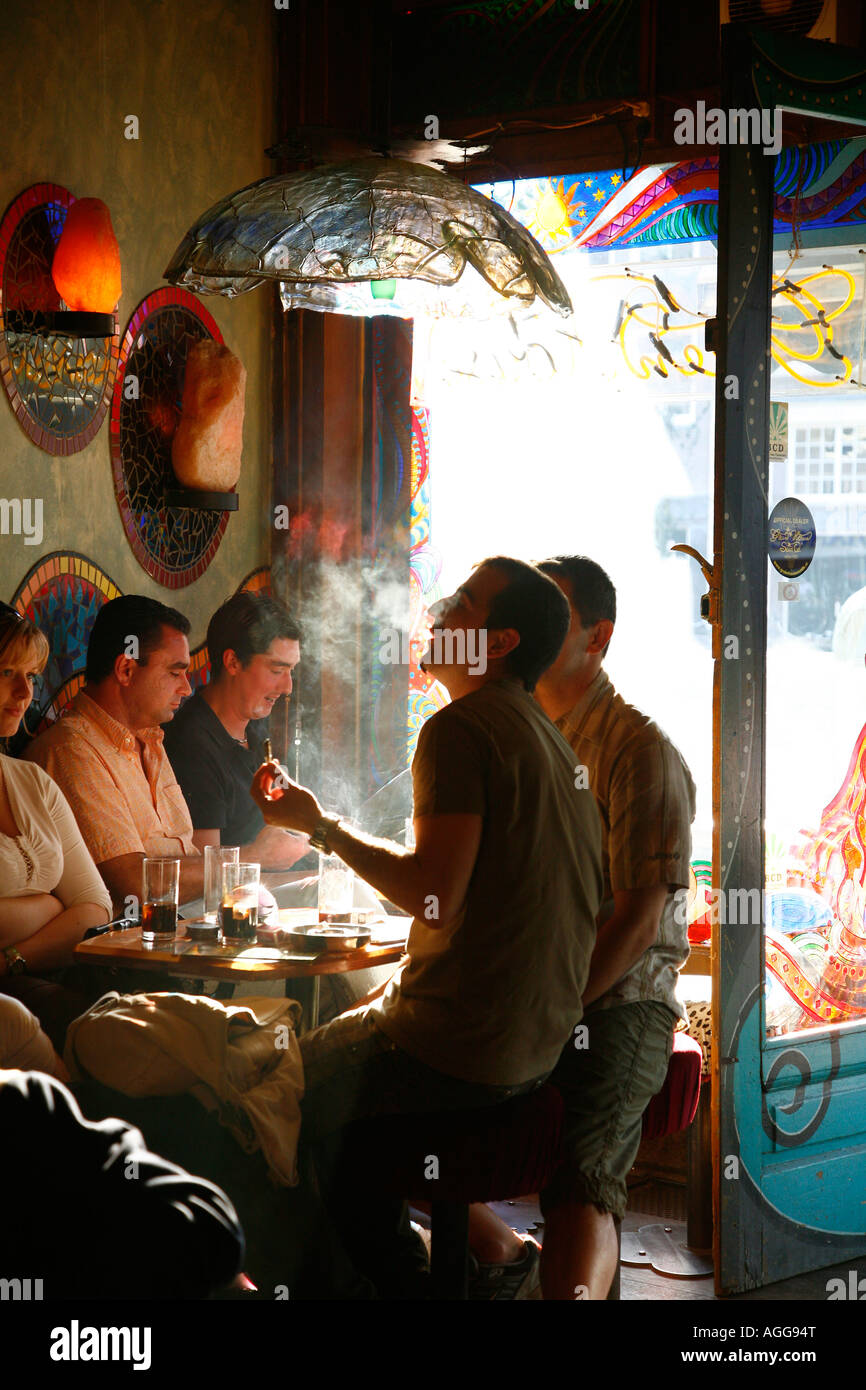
[141,858,180,944]
[220,862,260,945]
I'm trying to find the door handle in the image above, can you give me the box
[671,545,720,644]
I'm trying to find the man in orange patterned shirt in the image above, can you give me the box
[25,596,203,914]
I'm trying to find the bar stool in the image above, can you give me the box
[642,1030,703,1140]
[333,1084,564,1300]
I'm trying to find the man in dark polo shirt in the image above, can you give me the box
[164,592,309,869]
[250,555,603,1296]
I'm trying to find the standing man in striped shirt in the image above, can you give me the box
[533,554,696,1300]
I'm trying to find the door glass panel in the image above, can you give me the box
[409,179,866,1044]
[765,244,866,1037]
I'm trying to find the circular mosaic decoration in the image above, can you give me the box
[11,550,122,736]
[0,184,119,454]
[110,287,229,588]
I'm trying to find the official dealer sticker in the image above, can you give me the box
[768,497,816,578]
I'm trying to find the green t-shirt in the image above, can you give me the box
[375,678,603,1085]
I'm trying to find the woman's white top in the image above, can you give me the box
[0,756,112,913]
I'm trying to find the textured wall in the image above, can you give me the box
[0,0,274,645]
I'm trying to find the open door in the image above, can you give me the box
[715,25,866,1293]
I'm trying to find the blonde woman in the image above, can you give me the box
[0,605,111,983]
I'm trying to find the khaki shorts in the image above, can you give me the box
[540,1001,676,1222]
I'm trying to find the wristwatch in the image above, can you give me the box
[309,813,342,855]
[3,946,26,976]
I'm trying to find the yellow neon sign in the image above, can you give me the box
[597,266,855,387]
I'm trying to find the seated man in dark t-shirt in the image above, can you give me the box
[164,592,309,869]
[250,556,604,1295]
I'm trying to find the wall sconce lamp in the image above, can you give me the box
[0,185,121,453]
[5,197,121,338]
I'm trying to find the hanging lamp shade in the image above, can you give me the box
[164,159,572,319]
[51,198,122,313]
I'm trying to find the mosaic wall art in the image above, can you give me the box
[0,184,118,453]
[110,288,230,588]
[479,139,866,255]
[407,403,447,762]
[12,552,121,735]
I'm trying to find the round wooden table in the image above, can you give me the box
[73,922,409,1028]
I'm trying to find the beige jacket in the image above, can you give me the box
[65,991,304,1185]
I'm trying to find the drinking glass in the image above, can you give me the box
[220,861,260,944]
[204,844,240,921]
[318,853,354,920]
[141,857,180,943]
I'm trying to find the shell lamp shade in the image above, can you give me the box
[164,159,572,319]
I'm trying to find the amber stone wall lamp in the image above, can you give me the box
[0,185,121,453]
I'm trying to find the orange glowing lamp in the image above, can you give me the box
[51,198,121,313]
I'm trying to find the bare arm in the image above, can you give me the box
[581,885,669,1008]
[191,825,311,870]
[98,852,204,916]
[250,766,482,927]
[0,898,111,973]
[0,773,112,967]
[326,814,481,925]
[0,894,64,948]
